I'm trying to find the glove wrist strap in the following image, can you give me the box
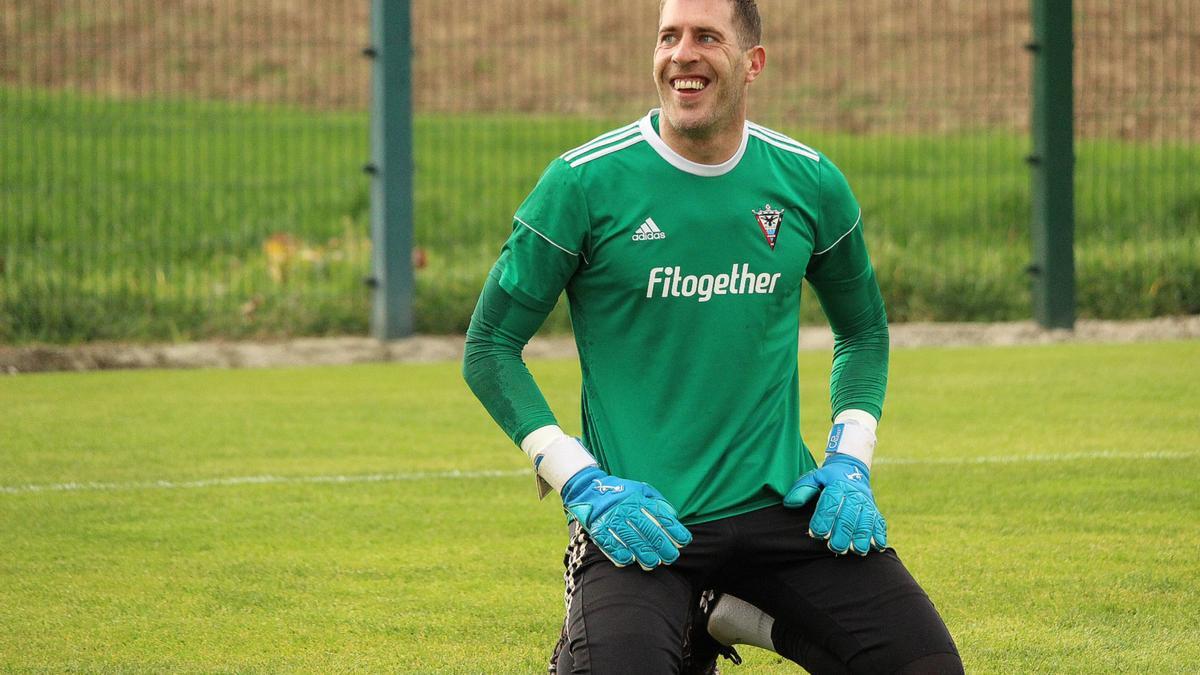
[520,425,598,499]
[825,413,878,469]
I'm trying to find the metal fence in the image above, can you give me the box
[1,1,1197,343]
[1,0,372,342]
[1073,1,1200,319]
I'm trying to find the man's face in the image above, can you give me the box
[654,0,756,139]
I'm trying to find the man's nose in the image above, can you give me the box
[671,34,700,64]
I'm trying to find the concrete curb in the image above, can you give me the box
[2,316,1196,374]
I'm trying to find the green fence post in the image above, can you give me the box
[1028,0,1076,329]
[367,0,415,340]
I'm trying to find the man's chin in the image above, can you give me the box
[661,108,717,138]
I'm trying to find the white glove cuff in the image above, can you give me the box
[520,425,598,499]
[826,410,878,469]
[834,409,878,434]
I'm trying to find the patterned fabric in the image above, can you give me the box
[547,526,589,673]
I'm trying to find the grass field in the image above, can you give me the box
[2,340,1198,672]
[3,87,1198,343]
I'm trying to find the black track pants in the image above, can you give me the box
[554,503,961,674]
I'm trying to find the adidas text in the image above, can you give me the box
[632,218,666,241]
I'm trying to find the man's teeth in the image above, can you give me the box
[674,79,706,91]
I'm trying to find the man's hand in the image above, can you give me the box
[561,466,692,570]
[784,454,887,555]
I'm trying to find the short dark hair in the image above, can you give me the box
[728,0,762,49]
[660,0,762,50]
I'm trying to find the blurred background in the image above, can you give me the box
[1,0,1197,343]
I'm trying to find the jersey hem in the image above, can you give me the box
[497,275,558,314]
[680,494,787,527]
[813,209,863,255]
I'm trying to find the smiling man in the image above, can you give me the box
[463,0,962,672]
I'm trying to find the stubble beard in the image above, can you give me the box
[659,76,746,141]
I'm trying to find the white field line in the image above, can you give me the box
[1,450,1196,496]
[0,469,528,495]
[876,450,1198,466]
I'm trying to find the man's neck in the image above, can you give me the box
[659,114,746,165]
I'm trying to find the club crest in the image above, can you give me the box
[753,204,784,250]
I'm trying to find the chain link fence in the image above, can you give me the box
[1074,1,1200,317]
[1,0,372,342]
[1,0,1196,343]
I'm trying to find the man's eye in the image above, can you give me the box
[698,34,716,44]
[660,34,678,45]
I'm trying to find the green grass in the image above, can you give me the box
[2,87,1198,342]
[2,341,1198,672]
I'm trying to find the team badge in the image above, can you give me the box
[753,204,784,250]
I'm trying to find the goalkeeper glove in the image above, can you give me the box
[560,466,693,570]
[784,420,887,555]
[522,429,692,570]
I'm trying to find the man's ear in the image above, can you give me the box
[745,45,766,84]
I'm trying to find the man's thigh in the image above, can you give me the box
[554,522,729,674]
[721,504,961,674]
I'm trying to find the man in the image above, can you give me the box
[463,0,962,671]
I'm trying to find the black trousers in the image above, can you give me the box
[554,503,962,674]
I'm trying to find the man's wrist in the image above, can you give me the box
[826,410,878,469]
[833,409,878,434]
[520,424,567,457]
[519,425,598,497]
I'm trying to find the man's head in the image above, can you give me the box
[654,0,766,142]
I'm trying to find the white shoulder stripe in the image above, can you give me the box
[813,209,862,256]
[563,128,641,163]
[568,135,645,168]
[748,129,821,162]
[748,123,820,157]
[748,130,820,161]
[578,120,639,147]
[562,123,640,162]
[514,216,589,265]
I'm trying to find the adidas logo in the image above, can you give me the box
[632,218,666,241]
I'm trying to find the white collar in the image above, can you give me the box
[639,109,749,177]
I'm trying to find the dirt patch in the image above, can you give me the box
[3,317,1196,375]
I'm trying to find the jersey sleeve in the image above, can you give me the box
[462,256,560,446]
[811,156,864,259]
[497,158,592,313]
[806,156,889,421]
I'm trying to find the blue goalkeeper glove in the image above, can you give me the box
[561,466,693,570]
[784,453,887,556]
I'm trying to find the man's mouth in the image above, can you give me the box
[671,77,709,92]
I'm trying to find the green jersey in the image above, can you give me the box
[489,109,886,524]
